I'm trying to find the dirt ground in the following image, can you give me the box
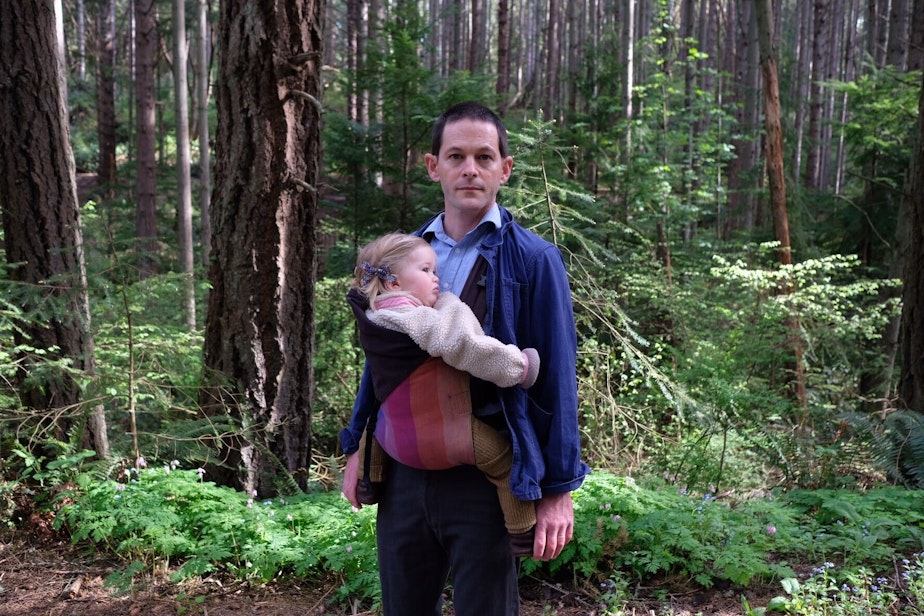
[0,528,781,616]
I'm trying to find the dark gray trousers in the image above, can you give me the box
[376,461,519,616]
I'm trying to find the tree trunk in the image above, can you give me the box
[468,0,484,74]
[803,0,830,191]
[96,0,117,190]
[0,0,109,458]
[347,0,361,121]
[885,0,911,69]
[495,0,510,114]
[756,0,808,408]
[909,0,924,71]
[725,0,761,236]
[203,0,322,497]
[197,0,212,267]
[75,0,87,80]
[543,0,561,121]
[135,0,158,278]
[174,0,195,330]
[898,71,924,412]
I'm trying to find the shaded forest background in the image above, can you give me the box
[2,0,924,505]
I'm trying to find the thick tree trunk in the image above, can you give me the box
[898,72,924,412]
[0,0,109,458]
[203,0,322,496]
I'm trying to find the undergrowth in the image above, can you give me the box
[45,462,924,613]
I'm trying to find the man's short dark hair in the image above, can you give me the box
[431,101,509,158]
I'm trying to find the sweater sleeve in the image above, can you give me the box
[368,293,529,387]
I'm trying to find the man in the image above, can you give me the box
[340,101,588,615]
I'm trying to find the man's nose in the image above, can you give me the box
[460,156,477,176]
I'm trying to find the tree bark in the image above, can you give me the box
[203,0,322,496]
[0,0,109,458]
[898,71,924,412]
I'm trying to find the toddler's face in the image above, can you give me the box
[391,245,440,307]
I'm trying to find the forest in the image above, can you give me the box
[1,0,924,613]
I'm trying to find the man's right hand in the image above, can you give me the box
[341,452,362,509]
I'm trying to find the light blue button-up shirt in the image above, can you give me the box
[422,205,502,296]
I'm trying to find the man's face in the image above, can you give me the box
[425,119,513,222]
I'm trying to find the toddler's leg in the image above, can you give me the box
[471,418,536,554]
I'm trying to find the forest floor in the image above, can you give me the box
[0,526,783,616]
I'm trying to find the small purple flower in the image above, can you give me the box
[766,525,776,535]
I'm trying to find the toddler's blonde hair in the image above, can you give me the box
[353,233,431,309]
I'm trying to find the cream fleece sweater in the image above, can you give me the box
[367,291,536,388]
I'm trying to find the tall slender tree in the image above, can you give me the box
[202,0,323,496]
[197,0,211,266]
[495,0,510,113]
[135,0,158,278]
[96,0,116,191]
[174,0,195,329]
[757,0,808,408]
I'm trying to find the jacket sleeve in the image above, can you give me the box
[368,293,528,388]
[497,237,589,501]
[338,362,378,455]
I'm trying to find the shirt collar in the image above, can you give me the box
[423,204,502,243]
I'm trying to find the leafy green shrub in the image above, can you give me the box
[57,463,381,606]
[525,471,800,588]
[780,487,924,565]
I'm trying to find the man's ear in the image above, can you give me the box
[425,153,440,181]
[500,156,514,184]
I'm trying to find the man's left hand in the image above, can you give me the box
[532,492,574,561]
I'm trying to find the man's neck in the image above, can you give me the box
[443,206,492,242]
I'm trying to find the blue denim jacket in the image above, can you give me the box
[340,206,589,501]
